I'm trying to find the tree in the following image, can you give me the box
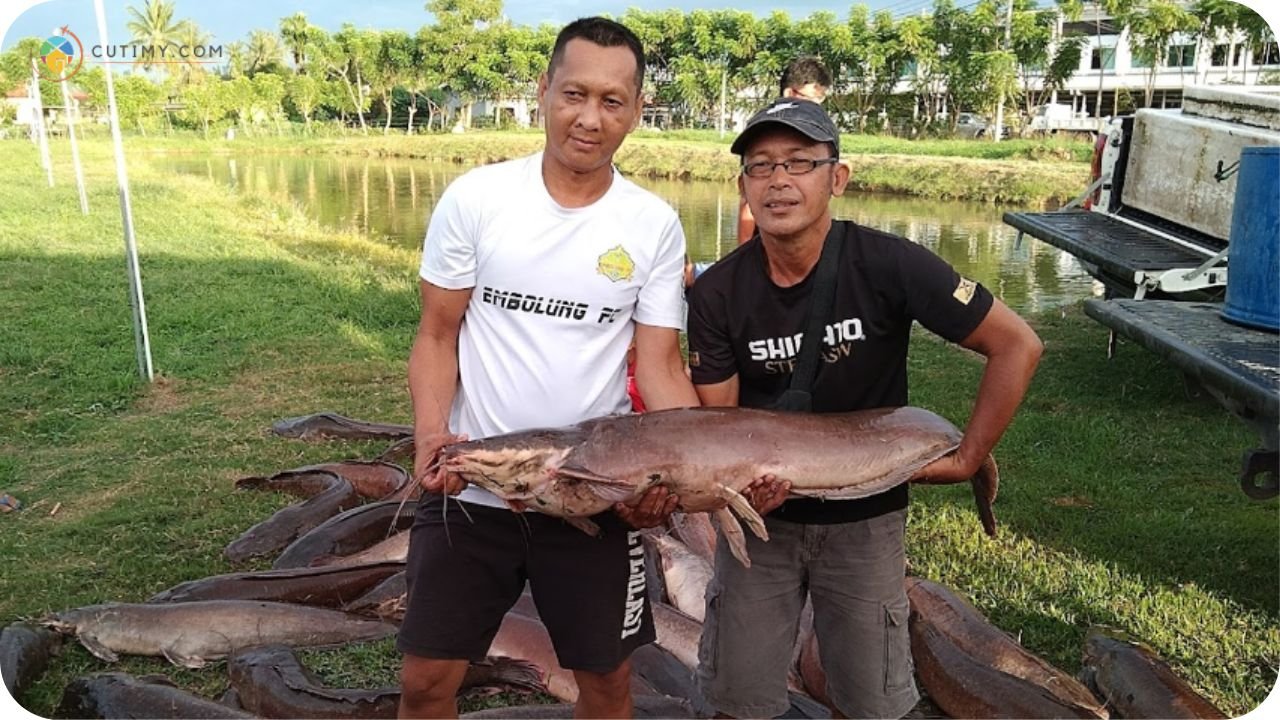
[1128,0,1197,106]
[125,0,183,73]
[180,77,226,138]
[252,72,286,134]
[1234,2,1274,83]
[327,24,379,132]
[279,12,313,73]
[1013,1,1085,117]
[173,20,211,87]
[373,31,414,134]
[244,29,286,77]
[426,0,503,27]
[224,75,255,133]
[286,73,322,132]
[409,25,446,132]
[843,5,906,132]
[425,0,506,128]
[309,27,375,132]
[113,73,165,134]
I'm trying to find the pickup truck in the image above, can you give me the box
[1026,103,1103,137]
[1003,86,1280,500]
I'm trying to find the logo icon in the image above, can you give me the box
[597,245,635,283]
[38,26,84,81]
[952,277,977,305]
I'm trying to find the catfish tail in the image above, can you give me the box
[972,454,999,537]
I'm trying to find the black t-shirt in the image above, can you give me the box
[686,220,994,524]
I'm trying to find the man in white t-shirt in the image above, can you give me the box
[397,17,700,720]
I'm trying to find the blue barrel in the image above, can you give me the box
[1222,146,1280,332]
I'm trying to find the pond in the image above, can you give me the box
[158,154,1100,315]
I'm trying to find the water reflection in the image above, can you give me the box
[158,155,1100,314]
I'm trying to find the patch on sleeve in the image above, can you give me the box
[688,351,700,368]
[952,277,977,305]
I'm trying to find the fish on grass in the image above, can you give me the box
[1082,626,1226,719]
[41,600,396,668]
[433,406,998,565]
[56,672,253,719]
[272,413,413,441]
[906,577,1108,719]
[1,621,62,698]
[228,644,547,719]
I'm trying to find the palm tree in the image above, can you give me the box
[125,0,183,72]
[280,12,311,73]
[174,20,211,86]
[245,30,285,76]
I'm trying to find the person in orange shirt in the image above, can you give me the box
[736,57,832,245]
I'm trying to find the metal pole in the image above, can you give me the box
[30,60,53,185]
[993,0,1014,142]
[94,0,154,382]
[27,77,37,145]
[61,74,89,214]
[718,58,727,139]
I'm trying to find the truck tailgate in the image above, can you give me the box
[1003,210,1215,289]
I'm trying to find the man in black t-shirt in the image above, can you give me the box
[686,99,1043,719]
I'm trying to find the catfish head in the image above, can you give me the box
[439,427,587,504]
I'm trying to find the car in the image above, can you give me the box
[954,112,1010,139]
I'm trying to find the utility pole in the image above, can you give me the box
[718,57,728,138]
[993,0,1015,142]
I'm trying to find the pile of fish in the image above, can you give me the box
[1,411,1229,719]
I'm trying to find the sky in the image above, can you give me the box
[4,0,1277,59]
[1,0,927,54]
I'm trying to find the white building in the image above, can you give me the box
[1023,2,1277,118]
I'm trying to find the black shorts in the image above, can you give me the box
[396,495,655,673]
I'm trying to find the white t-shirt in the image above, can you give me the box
[419,152,688,507]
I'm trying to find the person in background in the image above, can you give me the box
[736,56,832,245]
[398,17,698,720]
[687,98,1043,719]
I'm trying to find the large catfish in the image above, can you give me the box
[148,562,404,606]
[228,644,547,719]
[1,621,62,699]
[907,577,1108,719]
[272,413,413,441]
[56,672,253,719]
[436,406,998,565]
[1082,627,1226,719]
[42,601,396,668]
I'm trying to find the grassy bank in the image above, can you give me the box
[1,139,1276,717]
[126,130,1091,206]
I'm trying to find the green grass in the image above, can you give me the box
[1,138,1276,717]
[119,129,1090,206]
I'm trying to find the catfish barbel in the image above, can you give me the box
[433,406,999,565]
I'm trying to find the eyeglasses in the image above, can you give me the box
[741,158,838,179]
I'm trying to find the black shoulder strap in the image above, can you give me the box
[772,222,844,411]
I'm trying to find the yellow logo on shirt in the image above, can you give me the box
[953,277,977,305]
[598,245,635,283]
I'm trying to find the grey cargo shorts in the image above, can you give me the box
[696,508,918,719]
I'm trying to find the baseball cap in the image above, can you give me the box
[730,98,840,157]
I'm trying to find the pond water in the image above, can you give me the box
[158,154,1100,314]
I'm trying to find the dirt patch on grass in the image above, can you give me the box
[1050,495,1095,508]
[218,359,410,424]
[136,374,189,414]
